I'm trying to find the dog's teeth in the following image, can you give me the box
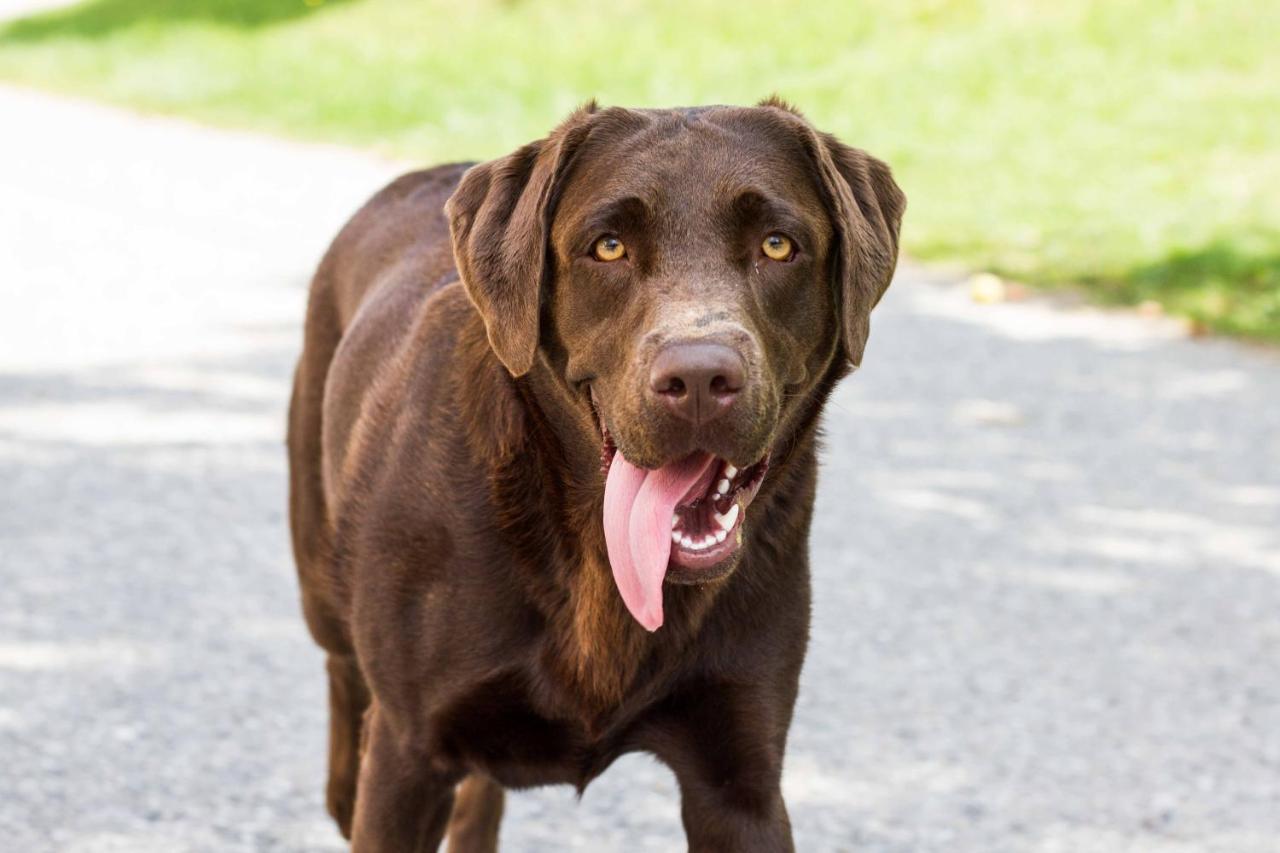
[716,478,730,495]
[680,535,694,548]
[714,503,740,530]
[715,529,727,543]
[724,464,738,479]
[672,513,680,529]
[671,530,681,543]
[704,535,717,548]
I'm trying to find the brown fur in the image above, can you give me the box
[287,101,904,851]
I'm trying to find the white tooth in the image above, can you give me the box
[672,513,680,529]
[704,535,717,548]
[724,464,738,479]
[715,529,727,543]
[716,478,730,495]
[672,531,681,543]
[714,503,740,530]
[681,535,694,548]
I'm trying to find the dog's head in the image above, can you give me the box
[447,101,904,630]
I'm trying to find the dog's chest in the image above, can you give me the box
[428,668,655,791]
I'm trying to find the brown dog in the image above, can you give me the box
[287,98,904,851]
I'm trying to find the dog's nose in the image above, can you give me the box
[649,342,745,425]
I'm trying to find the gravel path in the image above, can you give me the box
[2,85,1278,852]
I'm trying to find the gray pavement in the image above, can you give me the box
[2,84,1278,852]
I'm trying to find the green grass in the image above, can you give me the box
[2,0,1278,341]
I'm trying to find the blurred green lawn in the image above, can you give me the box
[2,0,1277,341]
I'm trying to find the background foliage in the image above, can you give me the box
[3,0,1276,340]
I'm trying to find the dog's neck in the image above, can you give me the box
[519,356,719,720]
[463,325,837,728]
[453,337,717,723]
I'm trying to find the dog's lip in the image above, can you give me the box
[665,454,767,577]
[589,384,770,583]
[589,387,763,479]
[588,387,616,475]
[666,545,739,583]
[594,418,768,506]
[600,429,769,581]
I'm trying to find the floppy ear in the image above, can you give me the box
[446,105,598,376]
[818,135,906,366]
[767,100,905,367]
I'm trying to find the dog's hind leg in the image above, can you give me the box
[324,652,370,838]
[289,270,370,838]
[446,775,505,853]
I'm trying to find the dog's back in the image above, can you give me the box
[286,162,474,835]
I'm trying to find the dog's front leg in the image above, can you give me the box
[350,703,457,853]
[648,683,796,852]
[676,759,793,852]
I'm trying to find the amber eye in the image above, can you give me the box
[762,233,794,261]
[593,235,626,262]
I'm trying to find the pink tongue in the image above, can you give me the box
[603,451,716,631]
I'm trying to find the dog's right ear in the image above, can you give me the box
[446,104,599,377]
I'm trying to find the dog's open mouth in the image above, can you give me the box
[603,433,769,569]
[598,420,769,631]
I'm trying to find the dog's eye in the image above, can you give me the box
[761,233,794,262]
[593,236,626,262]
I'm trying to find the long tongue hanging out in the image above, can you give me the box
[603,451,716,630]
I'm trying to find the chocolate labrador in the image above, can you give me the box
[287,98,904,851]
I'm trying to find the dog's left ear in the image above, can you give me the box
[817,134,906,367]
[764,100,905,368]
[446,104,599,377]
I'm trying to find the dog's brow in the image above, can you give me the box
[580,195,653,234]
[727,190,808,235]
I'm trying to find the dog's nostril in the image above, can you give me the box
[709,374,734,396]
[667,377,686,396]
